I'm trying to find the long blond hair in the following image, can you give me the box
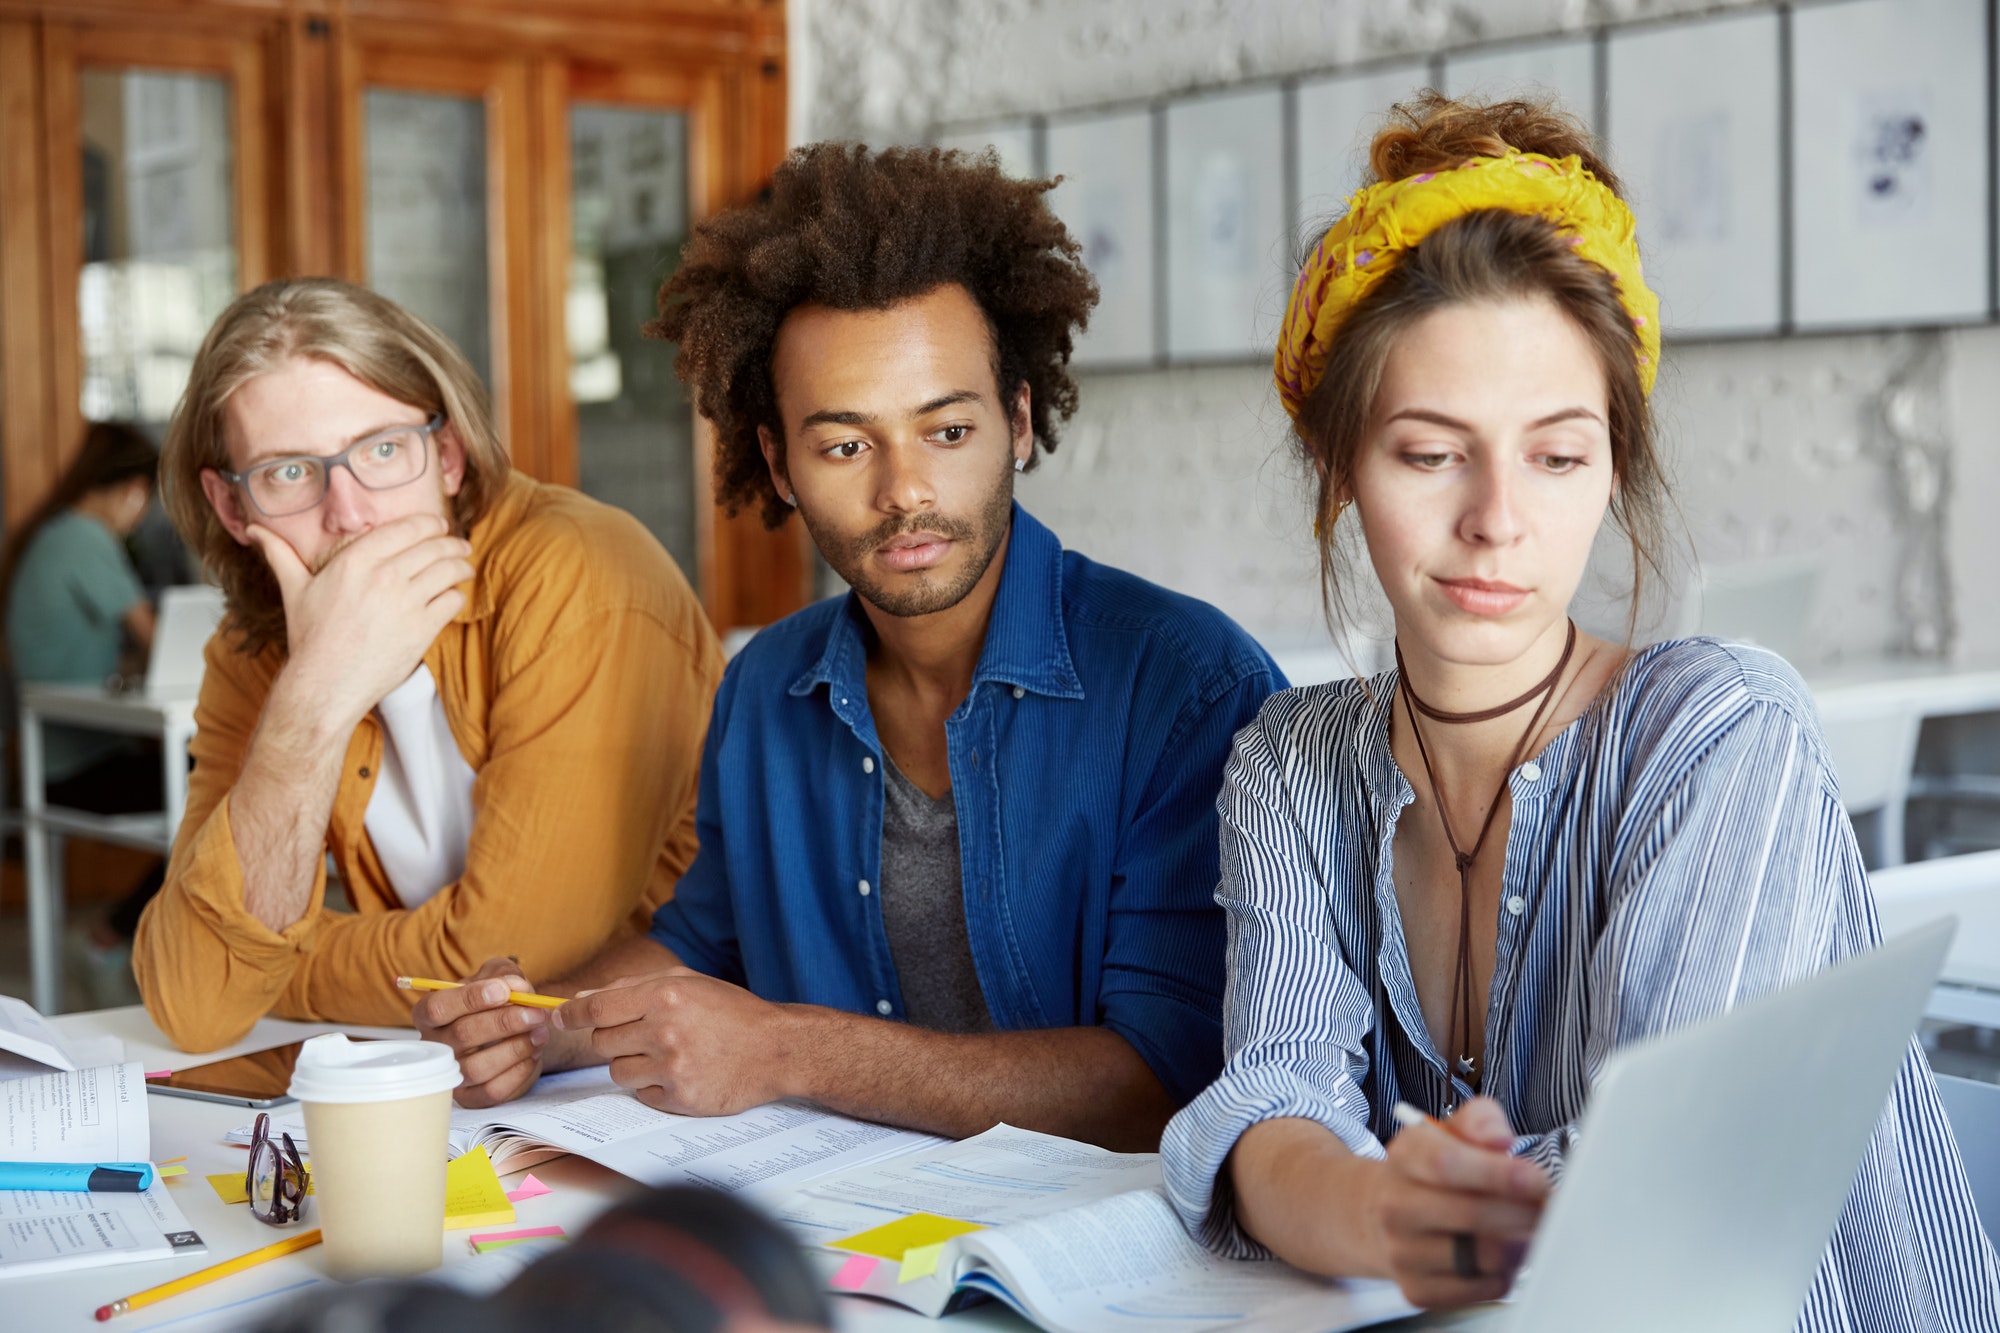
[161,278,509,655]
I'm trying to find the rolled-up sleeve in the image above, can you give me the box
[1162,697,1387,1256]
[647,663,745,985]
[1101,665,1282,1109]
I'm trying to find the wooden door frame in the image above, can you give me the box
[338,44,537,476]
[3,17,273,526]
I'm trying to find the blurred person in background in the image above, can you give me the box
[253,1186,831,1333]
[2,421,164,1001]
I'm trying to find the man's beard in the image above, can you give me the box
[800,458,1016,619]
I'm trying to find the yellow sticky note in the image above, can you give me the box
[156,1164,187,1178]
[444,1145,517,1231]
[206,1171,315,1205]
[898,1241,947,1283]
[831,1212,985,1262]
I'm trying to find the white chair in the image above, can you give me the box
[1824,709,1925,868]
[1873,849,2000,1029]
[1677,555,1821,665]
[1934,1073,2000,1247]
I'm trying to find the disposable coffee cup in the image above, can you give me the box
[289,1034,462,1279]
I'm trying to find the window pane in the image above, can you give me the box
[78,69,237,428]
[569,105,695,579]
[364,89,490,385]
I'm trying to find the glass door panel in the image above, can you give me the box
[77,68,237,428]
[362,89,491,385]
[568,104,696,577]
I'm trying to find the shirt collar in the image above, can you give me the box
[454,472,536,625]
[790,503,1084,705]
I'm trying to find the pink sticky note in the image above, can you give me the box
[830,1253,879,1291]
[468,1225,566,1248]
[144,1070,172,1080]
[504,1174,552,1203]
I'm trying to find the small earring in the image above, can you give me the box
[1013,458,1026,473]
[782,491,798,507]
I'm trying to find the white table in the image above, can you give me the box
[8,1009,1045,1333]
[12,1009,1465,1333]
[19,683,199,1016]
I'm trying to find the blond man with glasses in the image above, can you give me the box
[134,277,722,1052]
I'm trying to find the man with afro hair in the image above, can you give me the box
[417,143,1281,1150]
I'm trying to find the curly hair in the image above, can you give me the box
[647,142,1099,528]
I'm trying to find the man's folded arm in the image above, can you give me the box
[281,608,716,1025]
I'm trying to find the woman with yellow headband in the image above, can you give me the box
[1161,95,1997,1326]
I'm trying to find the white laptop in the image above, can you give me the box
[1459,916,1958,1332]
[143,584,225,700]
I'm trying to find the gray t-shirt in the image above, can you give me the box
[879,757,996,1035]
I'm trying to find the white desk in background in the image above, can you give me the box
[14,1008,1463,1333]
[18,683,199,1017]
[1807,660,2000,869]
[1875,848,2000,1031]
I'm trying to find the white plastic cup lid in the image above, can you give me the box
[288,1034,464,1105]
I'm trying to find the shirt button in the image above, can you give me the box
[1012,686,1025,699]
[875,999,892,1016]
[1506,895,1526,916]
[858,879,871,897]
[1519,761,1542,783]
[862,756,876,774]
[357,766,371,780]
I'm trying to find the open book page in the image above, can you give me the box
[778,1123,1164,1242]
[0,1062,149,1162]
[234,1066,941,1199]
[459,1067,943,1199]
[956,1188,1417,1333]
[0,1175,205,1280]
[0,995,82,1072]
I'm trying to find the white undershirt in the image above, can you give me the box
[363,664,477,909]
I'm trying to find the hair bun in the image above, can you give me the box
[1368,91,1621,197]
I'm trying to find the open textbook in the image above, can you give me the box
[781,1125,1418,1333]
[231,1066,943,1200]
[0,1062,207,1281]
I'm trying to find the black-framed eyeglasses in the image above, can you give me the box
[246,1111,310,1227]
[220,413,444,519]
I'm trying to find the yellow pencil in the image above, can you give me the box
[395,976,566,1009]
[95,1229,323,1320]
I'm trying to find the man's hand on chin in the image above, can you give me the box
[248,512,473,729]
[555,970,807,1118]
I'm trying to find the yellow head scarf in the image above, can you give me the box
[1273,150,1661,423]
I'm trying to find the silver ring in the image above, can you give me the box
[1452,1232,1480,1279]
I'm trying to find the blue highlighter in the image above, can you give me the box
[0,1161,155,1192]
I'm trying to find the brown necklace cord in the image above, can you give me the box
[1395,620,1577,1105]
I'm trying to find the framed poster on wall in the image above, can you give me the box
[1164,85,1287,360]
[1442,36,1597,132]
[1294,61,1434,244]
[1045,107,1156,367]
[1605,10,1782,337]
[936,121,1039,179]
[1791,0,1989,329]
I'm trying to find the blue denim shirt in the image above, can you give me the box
[648,505,1284,1104]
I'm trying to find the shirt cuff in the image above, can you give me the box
[1100,989,1224,1108]
[169,794,324,962]
[1162,1059,1383,1257]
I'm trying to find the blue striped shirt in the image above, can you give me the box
[1162,638,2000,1330]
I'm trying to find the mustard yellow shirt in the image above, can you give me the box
[134,474,723,1052]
